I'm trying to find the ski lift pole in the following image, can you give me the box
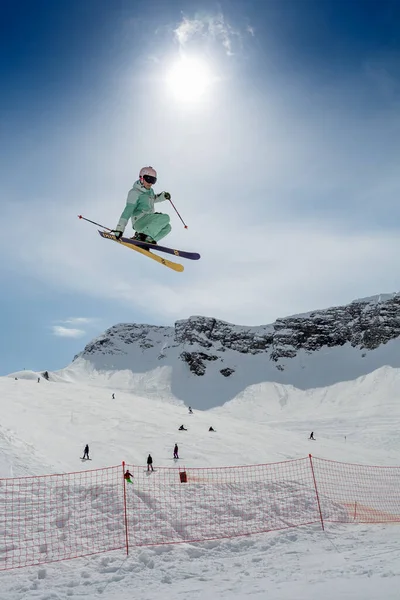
[78,215,112,231]
[168,199,188,229]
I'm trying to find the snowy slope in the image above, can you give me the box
[2,365,400,476]
[51,337,400,410]
[1,370,400,599]
[1,524,400,600]
[4,294,400,599]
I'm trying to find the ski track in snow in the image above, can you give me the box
[1,369,400,598]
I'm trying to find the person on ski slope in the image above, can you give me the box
[173,444,179,459]
[82,444,90,459]
[124,469,133,483]
[113,166,171,244]
[147,453,154,472]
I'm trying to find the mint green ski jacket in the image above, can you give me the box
[115,180,168,234]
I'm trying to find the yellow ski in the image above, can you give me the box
[103,232,184,272]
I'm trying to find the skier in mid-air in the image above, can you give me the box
[113,166,171,245]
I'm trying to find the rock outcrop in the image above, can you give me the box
[68,293,400,408]
[75,293,400,376]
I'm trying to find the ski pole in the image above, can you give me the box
[78,215,112,231]
[168,199,188,229]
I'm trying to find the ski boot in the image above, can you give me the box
[131,232,157,248]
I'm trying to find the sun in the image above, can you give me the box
[166,56,214,103]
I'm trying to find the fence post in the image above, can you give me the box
[122,461,129,555]
[308,454,324,531]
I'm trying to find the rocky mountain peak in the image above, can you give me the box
[69,292,400,408]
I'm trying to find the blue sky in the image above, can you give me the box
[1,0,400,375]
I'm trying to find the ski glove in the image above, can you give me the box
[164,192,171,200]
[113,231,123,240]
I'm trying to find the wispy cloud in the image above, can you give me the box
[49,318,99,340]
[174,17,203,46]
[174,13,251,56]
[52,326,86,339]
[60,317,97,326]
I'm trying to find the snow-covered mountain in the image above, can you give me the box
[4,294,400,600]
[50,292,400,409]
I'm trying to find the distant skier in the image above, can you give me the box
[112,393,115,400]
[309,432,315,440]
[82,444,90,459]
[209,426,215,432]
[124,469,133,483]
[188,406,193,414]
[147,454,154,472]
[178,424,187,431]
[112,166,172,245]
[37,377,40,383]
[173,444,179,459]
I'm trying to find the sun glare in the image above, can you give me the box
[166,56,214,103]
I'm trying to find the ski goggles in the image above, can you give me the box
[142,174,157,184]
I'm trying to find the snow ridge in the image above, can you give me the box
[35,293,399,408]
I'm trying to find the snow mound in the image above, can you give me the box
[7,369,43,381]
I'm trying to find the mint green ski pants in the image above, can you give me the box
[134,213,171,242]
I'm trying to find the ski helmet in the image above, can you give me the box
[139,166,157,184]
